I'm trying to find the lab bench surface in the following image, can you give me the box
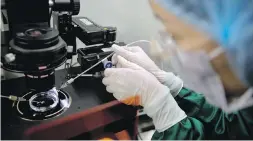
[1,67,138,140]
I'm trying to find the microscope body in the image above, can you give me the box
[0,1,139,140]
[1,0,117,92]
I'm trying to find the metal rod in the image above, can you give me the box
[60,52,114,89]
[74,53,113,79]
[1,95,9,99]
[1,95,27,102]
[80,74,93,77]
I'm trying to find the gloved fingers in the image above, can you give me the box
[111,54,118,65]
[103,68,131,85]
[102,77,111,86]
[103,68,123,84]
[102,76,123,87]
[112,54,124,68]
[103,76,126,92]
[117,56,143,70]
[105,85,114,93]
[111,47,133,65]
[116,64,122,68]
[104,68,119,77]
[111,44,133,59]
[122,46,143,53]
[112,93,123,101]
[112,54,132,68]
[111,54,141,69]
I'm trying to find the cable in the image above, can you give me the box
[1,94,27,102]
[1,95,9,99]
[126,40,151,47]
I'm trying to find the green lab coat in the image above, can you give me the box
[152,87,253,140]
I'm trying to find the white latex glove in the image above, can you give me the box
[102,56,187,132]
[111,44,183,97]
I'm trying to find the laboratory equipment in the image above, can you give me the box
[60,53,114,89]
[1,0,117,121]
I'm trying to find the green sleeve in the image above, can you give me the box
[152,87,253,140]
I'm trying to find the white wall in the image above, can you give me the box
[77,0,164,44]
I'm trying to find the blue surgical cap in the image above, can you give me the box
[156,0,253,86]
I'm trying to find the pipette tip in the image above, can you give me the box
[59,82,69,89]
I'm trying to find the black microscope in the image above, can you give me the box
[1,0,137,140]
[1,0,117,119]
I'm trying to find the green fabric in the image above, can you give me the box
[152,87,253,140]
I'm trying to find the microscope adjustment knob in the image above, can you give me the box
[4,53,16,63]
[72,0,80,15]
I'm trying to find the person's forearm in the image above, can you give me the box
[169,87,253,139]
[152,117,205,140]
[154,71,183,97]
[145,92,187,132]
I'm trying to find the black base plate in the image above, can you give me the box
[1,67,117,139]
[16,90,71,121]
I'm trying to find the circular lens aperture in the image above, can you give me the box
[29,88,59,112]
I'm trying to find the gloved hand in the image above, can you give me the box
[111,44,183,97]
[102,56,187,132]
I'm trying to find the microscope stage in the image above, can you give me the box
[1,67,137,140]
